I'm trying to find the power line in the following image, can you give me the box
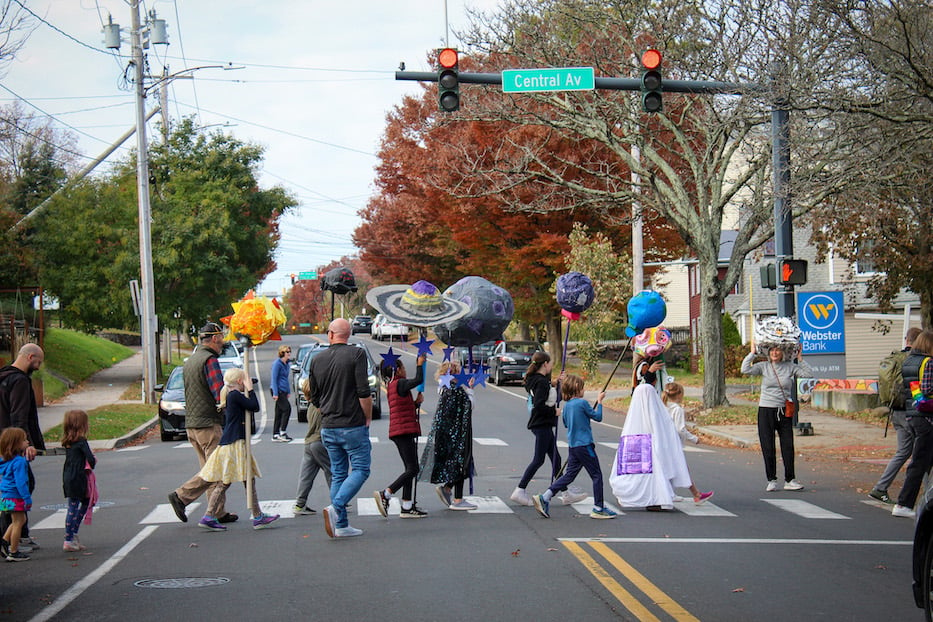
[172,101,376,157]
[10,0,114,56]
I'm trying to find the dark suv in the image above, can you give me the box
[351,315,373,334]
[488,340,543,385]
[294,342,382,421]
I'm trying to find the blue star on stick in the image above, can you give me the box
[414,335,435,357]
[453,368,474,388]
[438,372,455,389]
[442,345,456,362]
[379,347,401,370]
[472,365,489,388]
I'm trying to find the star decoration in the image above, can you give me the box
[438,372,454,389]
[414,335,435,357]
[442,346,456,362]
[472,366,489,388]
[380,347,401,370]
[453,368,474,387]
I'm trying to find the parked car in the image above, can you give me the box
[456,340,499,369]
[488,340,544,385]
[372,314,409,341]
[155,361,247,441]
[290,342,319,379]
[293,341,382,422]
[913,482,933,618]
[192,340,244,368]
[351,315,373,334]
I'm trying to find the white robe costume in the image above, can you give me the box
[609,384,693,509]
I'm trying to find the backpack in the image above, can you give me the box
[878,350,909,410]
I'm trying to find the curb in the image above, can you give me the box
[692,424,758,448]
[111,417,159,450]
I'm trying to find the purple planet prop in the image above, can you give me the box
[625,290,667,338]
[556,272,595,315]
[435,276,514,347]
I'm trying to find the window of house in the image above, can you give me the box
[855,240,879,275]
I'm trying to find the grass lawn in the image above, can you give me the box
[43,403,156,443]
[36,328,134,401]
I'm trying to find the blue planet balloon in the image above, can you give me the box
[625,290,667,338]
[556,272,595,314]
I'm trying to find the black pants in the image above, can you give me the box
[518,426,562,489]
[388,434,420,501]
[898,416,933,509]
[758,406,795,482]
[273,395,291,435]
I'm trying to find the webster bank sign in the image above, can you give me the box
[797,291,845,355]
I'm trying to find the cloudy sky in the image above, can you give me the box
[2,0,500,296]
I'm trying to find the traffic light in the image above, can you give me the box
[779,259,808,286]
[760,264,776,289]
[437,47,460,112]
[640,49,662,113]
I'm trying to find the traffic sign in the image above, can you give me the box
[502,67,595,93]
[298,271,318,280]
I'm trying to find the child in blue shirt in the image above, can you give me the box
[532,374,617,519]
[1,427,33,561]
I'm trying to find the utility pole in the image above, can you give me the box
[130,1,159,404]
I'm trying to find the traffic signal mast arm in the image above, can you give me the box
[396,70,755,95]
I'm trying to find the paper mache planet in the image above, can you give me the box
[625,290,667,337]
[632,326,673,358]
[221,291,286,346]
[754,316,801,356]
[556,272,595,320]
[434,276,514,347]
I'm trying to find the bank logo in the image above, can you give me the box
[805,294,840,329]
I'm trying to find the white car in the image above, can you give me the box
[372,314,409,341]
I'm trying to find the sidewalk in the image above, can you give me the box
[38,348,149,452]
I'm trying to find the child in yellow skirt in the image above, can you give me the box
[198,367,279,531]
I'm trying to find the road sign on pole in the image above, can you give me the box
[502,67,595,93]
[299,271,318,280]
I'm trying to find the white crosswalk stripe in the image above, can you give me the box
[761,499,850,519]
[140,502,202,524]
[28,496,858,529]
[474,437,508,446]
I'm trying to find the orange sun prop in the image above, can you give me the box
[220,291,287,346]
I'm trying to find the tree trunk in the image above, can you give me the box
[700,265,728,408]
[546,313,563,367]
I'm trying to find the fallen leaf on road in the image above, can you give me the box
[511,548,520,557]
[732,588,745,593]
[139,487,149,490]
[547,548,558,551]
[188,542,198,548]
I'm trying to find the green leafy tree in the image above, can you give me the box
[563,223,632,378]
[33,118,296,331]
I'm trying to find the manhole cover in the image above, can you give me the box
[135,577,230,589]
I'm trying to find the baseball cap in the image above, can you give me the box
[199,322,224,337]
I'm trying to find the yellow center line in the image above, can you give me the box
[589,541,700,622]
[561,541,661,622]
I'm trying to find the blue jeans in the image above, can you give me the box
[321,426,372,527]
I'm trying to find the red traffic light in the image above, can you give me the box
[438,48,458,69]
[641,49,662,70]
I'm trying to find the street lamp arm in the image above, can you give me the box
[144,64,243,94]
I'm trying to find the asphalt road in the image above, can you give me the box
[1,334,921,621]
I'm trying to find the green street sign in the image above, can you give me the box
[299,322,312,327]
[298,271,318,280]
[502,67,595,93]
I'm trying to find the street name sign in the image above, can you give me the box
[502,67,595,93]
[299,271,318,280]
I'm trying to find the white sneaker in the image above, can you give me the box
[766,480,779,492]
[334,526,363,537]
[510,487,533,506]
[449,500,477,510]
[62,540,82,552]
[784,480,804,491]
[892,504,916,518]
[556,486,588,505]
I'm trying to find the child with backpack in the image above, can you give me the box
[61,410,97,552]
[870,327,921,504]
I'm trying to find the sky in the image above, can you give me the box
[1,0,501,297]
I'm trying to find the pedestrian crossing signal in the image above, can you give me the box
[779,259,807,286]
